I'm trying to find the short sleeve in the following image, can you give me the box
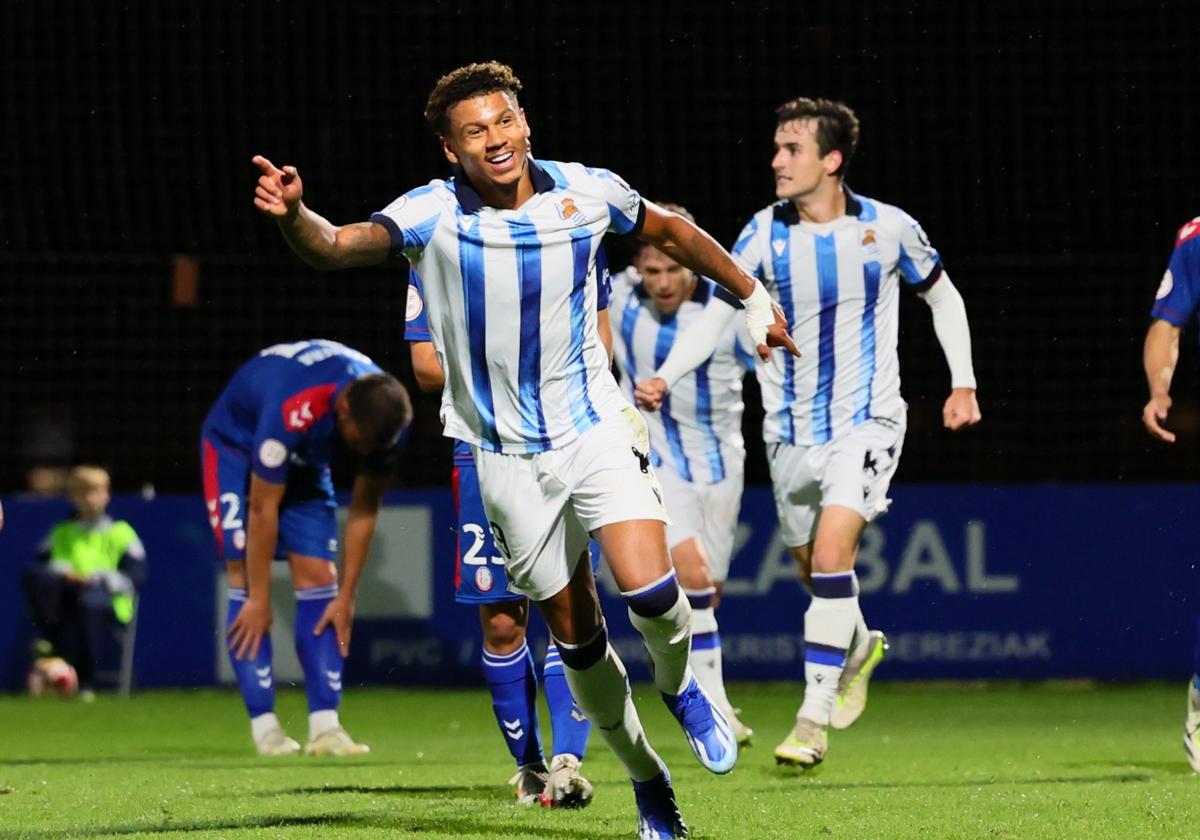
[369,183,446,257]
[1151,230,1200,327]
[584,167,645,236]
[731,216,765,280]
[251,381,338,483]
[895,210,943,288]
[114,522,146,561]
[404,269,431,342]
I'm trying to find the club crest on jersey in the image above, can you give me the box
[475,566,494,592]
[861,228,881,259]
[282,383,337,432]
[556,197,586,226]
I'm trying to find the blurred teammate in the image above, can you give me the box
[202,339,411,756]
[1139,214,1200,772]
[729,98,980,767]
[406,270,596,807]
[251,61,795,839]
[22,465,146,698]
[609,204,757,745]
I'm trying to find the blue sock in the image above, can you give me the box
[543,642,590,759]
[226,588,275,718]
[295,584,343,713]
[483,642,543,767]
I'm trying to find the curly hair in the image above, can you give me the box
[774,97,860,177]
[424,61,523,137]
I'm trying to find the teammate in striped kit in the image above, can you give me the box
[609,204,757,745]
[251,62,795,839]
[1139,214,1200,772]
[203,340,412,756]
[729,98,981,768]
[406,270,596,807]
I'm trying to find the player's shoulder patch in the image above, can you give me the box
[258,438,289,469]
[1176,216,1200,246]
[281,383,338,432]
[405,283,424,322]
[1155,268,1174,300]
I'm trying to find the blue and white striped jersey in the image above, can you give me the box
[373,158,638,454]
[733,188,942,445]
[610,268,755,485]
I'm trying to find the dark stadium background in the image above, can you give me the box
[2,0,1198,493]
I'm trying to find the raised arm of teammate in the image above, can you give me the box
[919,275,982,431]
[251,155,391,270]
[1143,318,1181,442]
[638,201,797,361]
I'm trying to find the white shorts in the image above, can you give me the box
[472,407,668,601]
[658,463,745,583]
[768,416,906,549]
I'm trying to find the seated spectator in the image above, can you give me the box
[21,466,146,697]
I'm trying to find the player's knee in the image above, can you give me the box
[671,540,713,591]
[480,607,526,654]
[809,539,854,574]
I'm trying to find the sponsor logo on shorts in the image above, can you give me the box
[475,566,494,592]
[258,438,288,469]
[233,529,247,551]
[328,538,338,553]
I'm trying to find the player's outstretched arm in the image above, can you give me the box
[637,294,742,411]
[228,475,285,661]
[638,202,798,360]
[1143,318,1181,442]
[919,274,981,430]
[316,473,390,655]
[251,155,390,270]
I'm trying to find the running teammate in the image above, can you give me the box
[406,270,596,807]
[203,339,411,756]
[1140,214,1200,772]
[728,97,980,768]
[251,62,795,838]
[609,204,756,745]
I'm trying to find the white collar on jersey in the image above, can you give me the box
[452,157,558,213]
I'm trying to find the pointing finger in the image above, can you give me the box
[251,154,280,176]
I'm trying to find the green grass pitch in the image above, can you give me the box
[1,683,1196,839]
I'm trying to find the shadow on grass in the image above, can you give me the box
[1062,759,1195,776]
[245,782,493,798]
[766,768,1157,788]
[12,812,626,839]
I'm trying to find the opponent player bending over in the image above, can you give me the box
[251,62,794,839]
[1140,214,1200,773]
[728,97,980,768]
[609,205,757,745]
[406,270,597,807]
[204,339,411,756]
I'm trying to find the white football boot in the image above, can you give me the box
[304,727,370,756]
[508,761,549,805]
[830,630,888,730]
[255,727,301,756]
[540,753,594,809]
[774,715,827,768]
